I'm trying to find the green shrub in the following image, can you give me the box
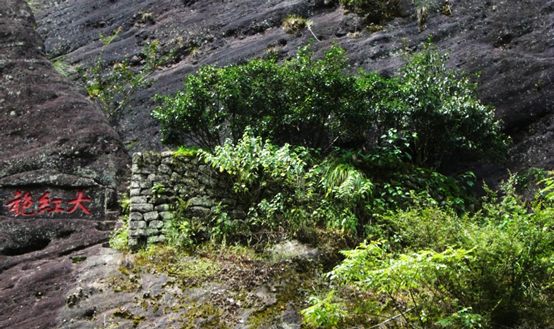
[199,130,373,239]
[109,225,129,251]
[304,177,554,328]
[394,41,509,167]
[301,291,347,328]
[164,199,200,250]
[153,44,365,151]
[110,196,131,251]
[199,131,474,243]
[153,42,508,169]
[540,170,554,200]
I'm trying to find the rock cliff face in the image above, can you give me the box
[0,1,129,328]
[33,0,554,180]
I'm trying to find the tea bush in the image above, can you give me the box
[153,42,508,168]
[154,45,365,151]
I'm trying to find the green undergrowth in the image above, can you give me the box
[110,195,130,251]
[179,302,228,329]
[113,171,554,328]
[303,175,554,328]
[194,130,477,247]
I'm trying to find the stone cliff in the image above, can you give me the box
[0,0,129,328]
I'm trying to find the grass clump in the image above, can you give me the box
[135,245,221,287]
[23,0,39,12]
[340,0,401,22]
[282,15,307,34]
[52,56,74,77]
[110,195,131,251]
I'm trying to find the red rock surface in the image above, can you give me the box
[0,1,129,328]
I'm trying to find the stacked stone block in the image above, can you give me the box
[128,151,244,248]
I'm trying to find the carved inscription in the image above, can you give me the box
[3,190,92,217]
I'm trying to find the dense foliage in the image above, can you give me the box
[153,130,473,247]
[154,45,364,151]
[153,42,508,168]
[303,177,554,328]
[194,130,373,242]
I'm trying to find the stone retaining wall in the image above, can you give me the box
[127,151,244,248]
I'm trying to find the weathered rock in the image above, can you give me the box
[143,211,159,221]
[129,220,146,229]
[146,228,160,237]
[148,220,164,229]
[188,196,212,208]
[161,156,174,166]
[129,229,147,237]
[0,1,129,328]
[129,212,143,221]
[190,206,211,218]
[154,204,171,212]
[158,164,172,175]
[130,196,147,204]
[182,178,199,188]
[159,211,174,221]
[140,188,153,196]
[129,203,153,213]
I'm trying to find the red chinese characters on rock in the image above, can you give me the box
[4,190,92,216]
[67,191,92,214]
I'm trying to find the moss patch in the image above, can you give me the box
[113,308,146,328]
[71,256,87,263]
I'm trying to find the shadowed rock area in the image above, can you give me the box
[33,0,554,183]
[0,0,129,328]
